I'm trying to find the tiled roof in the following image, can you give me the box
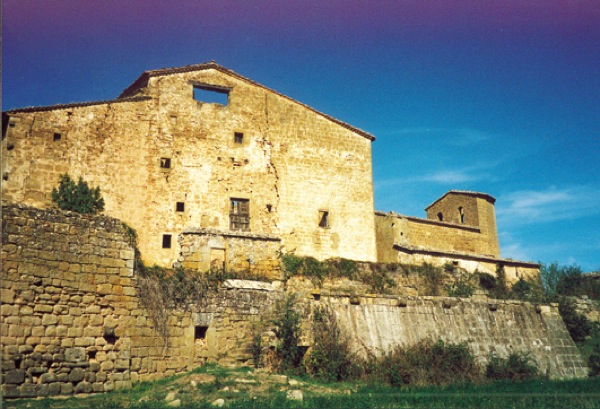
[118,61,376,141]
[425,190,496,210]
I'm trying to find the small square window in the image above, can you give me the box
[162,234,172,248]
[234,132,244,145]
[319,211,330,228]
[176,202,185,212]
[160,158,171,169]
[195,326,208,340]
[53,133,62,141]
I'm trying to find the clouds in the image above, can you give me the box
[496,185,600,226]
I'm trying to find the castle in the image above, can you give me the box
[1,62,538,280]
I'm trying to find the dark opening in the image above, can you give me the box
[160,157,171,169]
[437,212,443,221]
[162,234,172,248]
[53,133,62,141]
[88,350,97,359]
[193,85,229,105]
[234,132,244,145]
[459,207,465,224]
[195,326,208,340]
[14,358,22,369]
[266,204,272,212]
[318,211,330,228]
[103,327,118,345]
[176,202,185,212]
[2,173,8,181]
[7,143,14,151]
[312,293,321,301]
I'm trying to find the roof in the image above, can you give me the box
[4,96,152,114]
[425,190,496,211]
[117,61,376,141]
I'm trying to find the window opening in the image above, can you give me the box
[437,212,443,221]
[319,210,330,228]
[162,234,172,248]
[53,133,62,141]
[7,143,14,151]
[458,207,465,224]
[176,202,185,212]
[195,326,208,340]
[160,157,171,169]
[193,84,229,105]
[234,132,244,145]
[230,198,250,231]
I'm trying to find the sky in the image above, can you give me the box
[2,0,599,271]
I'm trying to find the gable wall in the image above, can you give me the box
[2,68,377,266]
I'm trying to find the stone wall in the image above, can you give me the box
[0,204,588,399]
[326,294,588,379]
[178,228,282,280]
[375,212,539,282]
[0,203,282,398]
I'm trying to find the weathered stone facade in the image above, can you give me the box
[2,62,377,268]
[376,191,539,281]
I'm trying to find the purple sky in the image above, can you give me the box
[3,0,600,270]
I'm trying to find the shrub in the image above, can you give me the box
[589,344,600,377]
[272,295,303,372]
[416,263,444,296]
[445,276,475,298]
[306,306,359,381]
[485,351,539,381]
[559,298,592,343]
[51,173,105,214]
[367,339,481,387]
[477,272,497,291]
[510,278,532,301]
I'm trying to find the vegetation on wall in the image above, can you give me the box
[271,294,303,372]
[51,173,105,214]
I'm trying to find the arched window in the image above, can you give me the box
[458,207,465,224]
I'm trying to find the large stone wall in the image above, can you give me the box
[326,295,588,379]
[0,204,588,399]
[0,204,281,398]
[2,63,377,268]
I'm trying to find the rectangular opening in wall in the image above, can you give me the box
[195,326,208,340]
[176,202,185,212]
[162,234,172,249]
[160,157,171,169]
[193,84,229,105]
[53,133,62,141]
[234,132,244,145]
[230,198,250,231]
[318,210,330,228]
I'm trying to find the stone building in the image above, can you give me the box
[376,191,539,280]
[2,62,537,278]
[2,62,378,270]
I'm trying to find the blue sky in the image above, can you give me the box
[3,0,599,270]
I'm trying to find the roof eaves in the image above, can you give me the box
[4,96,152,114]
[425,190,496,211]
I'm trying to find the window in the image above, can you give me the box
[53,133,62,141]
[195,326,208,340]
[176,202,185,212]
[234,132,244,145]
[193,84,229,105]
[230,198,250,231]
[437,212,443,221]
[458,207,465,224]
[160,157,171,169]
[162,234,172,248]
[318,210,330,228]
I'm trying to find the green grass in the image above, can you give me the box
[3,367,599,409]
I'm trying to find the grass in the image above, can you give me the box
[3,365,599,409]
